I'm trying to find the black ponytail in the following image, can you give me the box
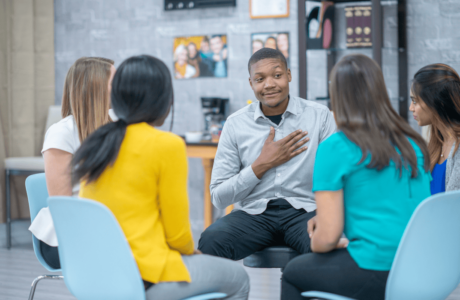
[72,55,174,185]
[72,121,126,184]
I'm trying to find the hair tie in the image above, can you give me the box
[117,119,128,126]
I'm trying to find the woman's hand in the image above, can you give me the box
[309,190,345,253]
[307,215,317,238]
[193,249,203,255]
[336,238,349,249]
[308,216,348,249]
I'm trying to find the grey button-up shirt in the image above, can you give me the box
[210,96,337,215]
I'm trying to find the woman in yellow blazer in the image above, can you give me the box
[72,55,249,300]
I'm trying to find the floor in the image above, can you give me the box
[0,220,280,300]
[0,220,459,300]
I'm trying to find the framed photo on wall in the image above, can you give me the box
[173,35,228,79]
[250,0,289,19]
[251,32,290,67]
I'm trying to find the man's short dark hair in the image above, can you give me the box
[248,48,288,74]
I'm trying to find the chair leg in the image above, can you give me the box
[280,268,284,299]
[5,169,10,249]
[28,275,64,300]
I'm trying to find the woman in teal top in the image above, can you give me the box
[281,54,431,300]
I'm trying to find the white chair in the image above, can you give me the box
[5,105,62,249]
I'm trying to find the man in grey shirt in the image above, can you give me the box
[198,48,336,260]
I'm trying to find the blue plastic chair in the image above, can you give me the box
[302,190,460,300]
[48,196,226,300]
[25,173,64,300]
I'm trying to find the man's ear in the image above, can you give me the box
[249,77,254,90]
[287,68,292,83]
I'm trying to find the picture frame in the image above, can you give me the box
[251,32,290,67]
[173,35,228,79]
[250,0,289,19]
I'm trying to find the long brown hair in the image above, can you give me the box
[412,63,460,170]
[330,54,430,177]
[61,57,114,118]
[61,57,114,142]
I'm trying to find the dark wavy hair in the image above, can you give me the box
[412,63,460,170]
[72,55,174,184]
[330,54,430,177]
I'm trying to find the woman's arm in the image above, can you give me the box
[308,190,345,253]
[158,137,194,255]
[43,149,73,196]
[446,145,460,191]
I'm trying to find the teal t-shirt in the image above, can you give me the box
[313,132,431,271]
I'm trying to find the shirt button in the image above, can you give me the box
[275,193,280,197]
[277,173,281,177]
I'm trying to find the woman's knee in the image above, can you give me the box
[219,258,250,297]
[282,254,313,285]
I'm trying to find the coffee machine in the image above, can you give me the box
[201,97,229,140]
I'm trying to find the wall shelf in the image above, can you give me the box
[297,0,408,120]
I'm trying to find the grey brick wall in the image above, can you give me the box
[406,0,460,129]
[54,0,299,241]
[54,0,460,240]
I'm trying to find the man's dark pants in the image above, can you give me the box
[198,199,316,260]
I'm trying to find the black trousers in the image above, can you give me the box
[198,199,316,260]
[282,248,390,300]
[39,240,61,269]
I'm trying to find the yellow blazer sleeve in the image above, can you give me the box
[158,135,194,255]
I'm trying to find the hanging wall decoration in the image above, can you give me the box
[346,5,372,48]
[173,35,228,79]
[250,0,289,19]
[306,1,334,49]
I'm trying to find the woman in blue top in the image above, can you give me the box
[409,63,460,194]
[281,54,431,300]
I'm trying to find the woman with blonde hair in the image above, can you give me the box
[174,44,196,79]
[29,57,116,269]
[61,57,115,118]
[410,63,460,193]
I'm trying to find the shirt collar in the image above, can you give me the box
[253,95,299,122]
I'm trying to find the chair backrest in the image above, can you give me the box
[385,190,460,300]
[45,105,62,132]
[48,197,145,300]
[25,173,58,272]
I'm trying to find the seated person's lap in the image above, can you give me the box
[198,199,316,260]
[146,254,249,300]
[282,249,389,300]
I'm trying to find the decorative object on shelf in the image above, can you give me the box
[299,0,408,120]
[251,32,290,67]
[250,0,289,19]
[173,35,228,79]
[346,5,372,48]
[164,0,236,11]
[185,132,204,143]
[306,1,334,49]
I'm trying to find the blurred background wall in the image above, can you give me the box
[0,0,54,223]
[0,0,459,238]
[52,0,460,241]
[53,0,300,241]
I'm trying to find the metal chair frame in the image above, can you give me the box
[28,275,64,300]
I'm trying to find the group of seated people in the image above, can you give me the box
[28,47,460,300]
